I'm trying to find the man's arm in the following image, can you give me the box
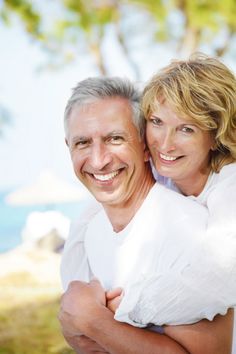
[59,280,233,354]
[63,334,109,354]
[59,279,188,354]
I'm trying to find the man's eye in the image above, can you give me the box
[109,136,124,144]
[75,140,89,148]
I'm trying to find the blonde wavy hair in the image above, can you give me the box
[142,53,236,172]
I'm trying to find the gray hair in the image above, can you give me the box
[64,77,145,139]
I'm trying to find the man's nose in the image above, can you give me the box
[89,143,112,170]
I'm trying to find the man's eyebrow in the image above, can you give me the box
[107,130,126,136]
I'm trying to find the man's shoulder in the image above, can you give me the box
[61,200,101,290]
[69,200,103,241]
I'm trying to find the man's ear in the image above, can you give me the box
[143,143,150,162]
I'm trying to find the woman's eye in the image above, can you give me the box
[150,117,162,126]
[182,126,194,133]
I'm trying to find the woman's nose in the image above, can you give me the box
[160,131,176,152]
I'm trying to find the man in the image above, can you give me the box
[59,77,233,354]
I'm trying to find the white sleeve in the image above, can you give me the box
[60,200,102,291]
[115,170,236,326]
[115,251,234,326]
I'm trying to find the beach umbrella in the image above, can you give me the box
[5,170,89,206]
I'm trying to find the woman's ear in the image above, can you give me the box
[210,143,217,151]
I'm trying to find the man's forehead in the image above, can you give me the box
[67,96,139,142]
[69,98,133,127]
[74,96,131,111]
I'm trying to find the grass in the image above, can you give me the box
[0,270,74,354]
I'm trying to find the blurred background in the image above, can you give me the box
[0,0,235,353]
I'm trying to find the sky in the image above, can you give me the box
[0,8,235,193]
[0,21,93,191]
[0,12,168,192]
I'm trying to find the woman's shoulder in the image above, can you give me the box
[217,162,236,179]
[202,162,236,204]
[209,162,236,190]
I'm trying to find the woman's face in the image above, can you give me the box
[146,100,214,195]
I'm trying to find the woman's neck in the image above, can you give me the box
[175,170,211,197]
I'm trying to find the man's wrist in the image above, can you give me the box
[83,305,114,338]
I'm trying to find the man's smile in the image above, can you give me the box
[92,170,120,182]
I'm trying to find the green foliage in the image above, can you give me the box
[0,0,235,75]
[218,0,236,30]
[63,0,119,30]
[1,0,41,37]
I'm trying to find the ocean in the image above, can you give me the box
[0,190,86,254]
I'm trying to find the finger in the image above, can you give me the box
[90,277,104,289]
[67,280,86,290]
[106,287,123,300]
[107,294,123,313]
[90,276,101,283]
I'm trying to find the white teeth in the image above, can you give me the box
[93,171,119,181]
[160,153,177,161]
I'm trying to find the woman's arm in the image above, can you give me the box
[165,309,234,354]
[106,288,234,354]
[59,279,234,354]
[59,280,189,354]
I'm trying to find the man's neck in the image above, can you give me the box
[103,167,155,233]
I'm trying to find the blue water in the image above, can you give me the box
[0,190,87,253]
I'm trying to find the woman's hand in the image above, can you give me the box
[106,287,123,313]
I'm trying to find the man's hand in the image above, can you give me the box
[58,278,106,340]
[106,287,123,313]
[64,334,109,354]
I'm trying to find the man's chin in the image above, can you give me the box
[94,194,117,205]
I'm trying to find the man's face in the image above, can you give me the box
[66,97,148,207]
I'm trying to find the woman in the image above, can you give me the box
[112,54,236,347]
[143,53,236,197]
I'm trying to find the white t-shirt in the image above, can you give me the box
[84,209,134,290]
[84,184,208,294]
[61,182,210,295]
[61,163,236,352]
